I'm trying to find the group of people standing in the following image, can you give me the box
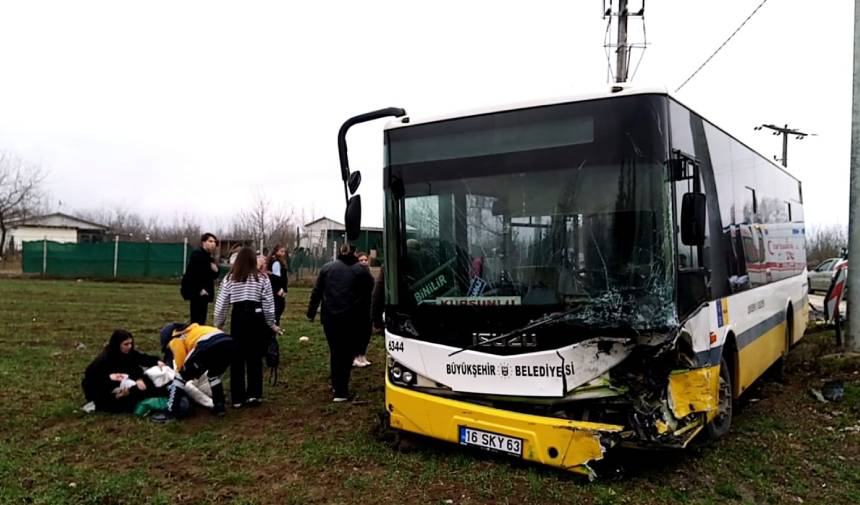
[83,232,383,419]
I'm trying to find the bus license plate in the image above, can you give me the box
[459,427,523,457]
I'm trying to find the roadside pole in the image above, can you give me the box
[113,235,119,278]
[616,0,629,83]
[182,237,188,274]
[42,237,47,276]
[848,0,860,352]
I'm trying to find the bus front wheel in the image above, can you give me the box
[706,357,733,440]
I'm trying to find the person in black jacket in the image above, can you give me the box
[181,233,220,325]
[307,244,374,401]
[352,252,374,368]
[266,244,289,326]
[82,330,166,413]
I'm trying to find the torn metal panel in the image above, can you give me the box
[667,366,720,419]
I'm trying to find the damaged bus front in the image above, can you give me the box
[337,89,805,477]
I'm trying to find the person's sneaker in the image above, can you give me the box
[151,412,175,423]
[352,357,362,368]
[332,397,350,403]
[246,398,262,406]
[360,356,372,367]
[232,402,244,409]
[213,403,226,417]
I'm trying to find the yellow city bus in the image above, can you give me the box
[336,87,808,477]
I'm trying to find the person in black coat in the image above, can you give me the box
[266,244,290,326]
[82,330,166,413]
[307,244,374,401]
[181,233,220,325]
[352,252,374,368]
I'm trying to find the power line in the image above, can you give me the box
[675,0,770,92]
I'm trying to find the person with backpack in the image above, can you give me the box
[306,244,374,402]
[181,233,220,325]
[214,247,279,408]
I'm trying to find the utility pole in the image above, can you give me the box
[603,1,645,84]
[753,123,814,168]
[616,0,629,83]
[847,0,860,352]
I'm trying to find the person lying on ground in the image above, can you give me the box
[152,322,234,422]
[81,330,167,413]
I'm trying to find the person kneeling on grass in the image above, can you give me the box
[82,330,167,413]
[151,322,234,422]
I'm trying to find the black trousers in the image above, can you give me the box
[183,336,233,381]
[354,319,371,358]
[274,295,286,326]
[323,317,355,397]
[230,302,266,403]
[189,297,209,325]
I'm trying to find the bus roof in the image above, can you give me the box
[384,84,801,184]
[383,85,669,131]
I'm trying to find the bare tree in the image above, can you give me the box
[231,190,297,253]
[0,153,46,257]
[806,224,848,266]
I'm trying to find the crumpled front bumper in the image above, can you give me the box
[386,379,624,478]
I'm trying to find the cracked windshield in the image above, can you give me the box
[390,97,676,331]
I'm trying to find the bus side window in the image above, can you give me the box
[725,225,750,292]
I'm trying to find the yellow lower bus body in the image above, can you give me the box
[386,378,624,477]
[386,364,724,476]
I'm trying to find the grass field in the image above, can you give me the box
[0,278,858,505]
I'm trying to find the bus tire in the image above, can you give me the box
[774,309,793,379]
[706,357,733,440]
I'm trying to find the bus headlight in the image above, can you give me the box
[388,360,417,386]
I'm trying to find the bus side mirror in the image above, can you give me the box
[345,195,362,241]
[681,192,706,246]
[348,171,362,195]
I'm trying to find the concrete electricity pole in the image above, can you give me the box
[616,0,629,83]
[753,123,813,168]
[847,0,860,352]
[603,1,645,84]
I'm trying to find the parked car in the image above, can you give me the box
[808,258,841,293]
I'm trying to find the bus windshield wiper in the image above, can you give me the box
[447,309,579,357]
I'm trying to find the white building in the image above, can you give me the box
[3,213,110,253]
[300,217,384,259]
[300,217,346,257]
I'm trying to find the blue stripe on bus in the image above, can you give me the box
[694,346,723,367]
[694,310,787,366]
[736,311,785,350]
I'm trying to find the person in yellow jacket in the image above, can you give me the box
[152,322,234,422]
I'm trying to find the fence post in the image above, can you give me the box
[113,235,119,278]
[183,237,188,274]
[42,237,47,275]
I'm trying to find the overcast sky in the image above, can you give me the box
[0,1,852,231]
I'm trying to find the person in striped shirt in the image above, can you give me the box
[214,247,279,408]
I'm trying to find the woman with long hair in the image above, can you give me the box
[214,247,279,408]
[266,244,289,326]
[352,251,373,368]
[82,330,165,412]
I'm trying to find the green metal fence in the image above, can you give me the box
[22,240,192,278]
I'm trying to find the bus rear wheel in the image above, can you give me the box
[706,357,733,440]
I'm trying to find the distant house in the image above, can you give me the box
[300,217,383,259]
[3,213,110,253]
